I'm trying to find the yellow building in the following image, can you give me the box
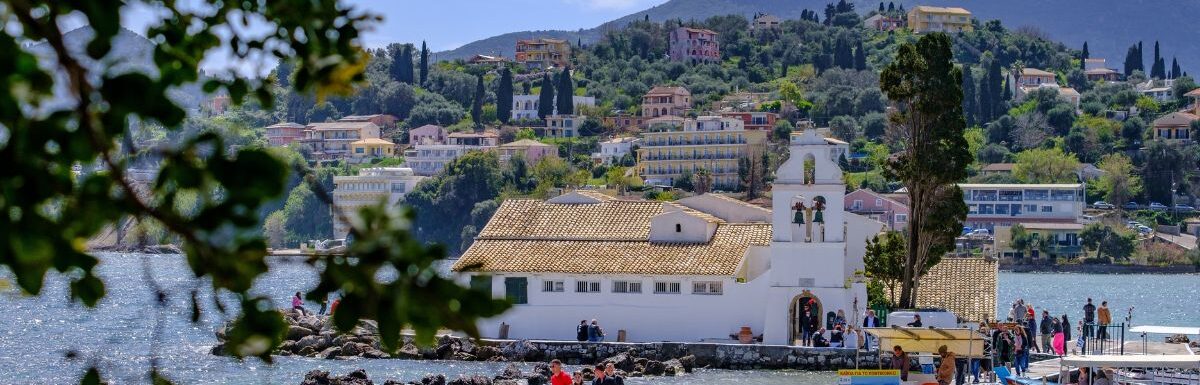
[993,222,1085,260]
[349,138,396,162]
[331,168,425,239]
[907,6,973,34]
[637,116,767,189]
[515,38,570,68]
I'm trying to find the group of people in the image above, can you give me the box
[989,297,1119,379]
[889,344,959,385]
[290,292,341,317]
[797,305,880,350]
[575,319,606,342]
[548,359,625,385]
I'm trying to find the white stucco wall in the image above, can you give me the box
[476,273,769,342]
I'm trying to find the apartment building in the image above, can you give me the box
[960,183,1085,231]
[331,167,425,239]
[544,115,587,138]
[515,38,571,69]
[907,6,972,34]
[720,111,779,131]
[300,121,381,160]
[497,139,558,165]
[637,116,767,188]
[264,122,305,147]
[592,137,639,165]
[404,131,499,176]
[510,95,596,121]
[668,27,720,63]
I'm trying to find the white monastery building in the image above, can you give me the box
[453,130,884,344]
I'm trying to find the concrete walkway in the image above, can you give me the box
[1022,341,1193,381]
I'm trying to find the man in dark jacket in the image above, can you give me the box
[1083,298,1096,338]
[862,309,881,350]
[576,320,589,341]
[1039,311,1054,352]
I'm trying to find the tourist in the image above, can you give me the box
[318,297,328,316]
[1097,301,1111,341]
[830,325,844,347]
[1052,318,1066,356]
[1075,321,1085,355]
[571,371,585,385]
[1013,327,1028,376]
[1092,368,1111,385]
[1040,310,1054,353]
[811,327,829,347]
[292,292,306,316]
[329,296,341,315]
[1077,366,1091,385]
[604,363,624,385]
[1061,314,1072,349]
[844,325,859,350]
[549,359,572,385]
[588,319,605,342]
[591,363,607,385]
[576,320,589,342]
[1082,298,1096,338]
[998,328,1014,373]
[800,303,813,346]
[907,314,922,327]
[936,345,956,385]
[1026,310,1039,354]
[890,345,910,381]
[862,310,881,350]
[835,309,847,327]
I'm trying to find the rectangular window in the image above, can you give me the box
[852,200,863,210]
[542,280,564,292]
[575,281,601,293]
[504,277,528,304]
[470,275,492,294]
[996,204,1010,215]
[692,281,723,295]
[1041,206,1053,213]
[612,281,642,293]
[654,281,681,294]
[895,214,908,223]
[978,204,994,214]
[1025,205,1037,213]
[875,198,883,207]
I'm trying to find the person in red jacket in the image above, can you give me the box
[549,359,571,385]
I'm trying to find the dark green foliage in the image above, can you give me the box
[1081,223,1136,261]
[389,43,415,84]
[419,41,430,85]
[472,74,484,127]
[1124,43,1142,76]
[556,69,575,115]
[1121,117,1146,146]
[1150,41,1164,79]
[880,33,971,308]
[404,151,505,256]
[1142,140,1192,204]
[1081,41,1089,70]
[537,73,555,120]
[497,68,513,124]
[961,65,978,126]
[773,119,794,141]
[1171,58,1181,79]
[977,143,1012,163]
[854,40,867,71]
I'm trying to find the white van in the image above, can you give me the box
[886,309,959,329]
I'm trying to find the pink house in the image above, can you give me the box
[497,139,558,165]
[409,124,447,145]
[668,27,719,63]
[844,188,910,231]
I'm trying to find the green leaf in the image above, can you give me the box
[80,367,101,385]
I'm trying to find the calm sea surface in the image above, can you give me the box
[0,254,1195,384]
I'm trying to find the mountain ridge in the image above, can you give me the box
[435,0,1198,75]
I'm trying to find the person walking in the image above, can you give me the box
[1039,310,1053,352]
[936,345,956,385]
[549,359,572,385]
[588,319,605,342]
[1061,314,1072,348]
[800,303,814,347]
[1013,328,1027,376]
[1083,298,1096,338]
[1097,301,1111,341]
[291,292,306,316]
[862,309,881,350]
[576,320,589,342]
[1025,312,1040,354]
[891,345,910,382]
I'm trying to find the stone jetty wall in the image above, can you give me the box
[512,339,887,370]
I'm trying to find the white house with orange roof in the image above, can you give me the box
[452,129,883,344]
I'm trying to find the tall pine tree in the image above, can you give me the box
[962,65,977,127]
[497,68,513,124]
[419,41,429,85]
[1080,41,1089,70]
[471,74,484,128]
[537,73,555,120]
[556,68,575,115]
[854,41,867,71]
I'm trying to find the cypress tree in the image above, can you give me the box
[986,59,1003,122]
[888,2,895,12]
[471,74,484,128]
[1137,41,1144,72]
[537,73,555,120]
[1151,41,1164,78]
[879,2,885,12]
[388,43,406,84]
[854,40,867,71]
[1081,42,1089,70]
[497,67,513,124]
[556,68,574,115]
[1171,58,1181,79]
[834,38,852,69]
[419,41,429,85]
[1124,45,1139,76]
[962,65,977,127]
[978,68,993,124]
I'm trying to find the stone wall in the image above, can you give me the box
[485,339,895,370]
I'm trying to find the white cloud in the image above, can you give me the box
[563,0,663,11]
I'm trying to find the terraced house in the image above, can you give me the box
[637,116,767,188]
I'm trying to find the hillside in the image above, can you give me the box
[436,0,1199,75]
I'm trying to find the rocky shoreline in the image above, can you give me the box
[216,310,697,384]
[89,244,182,254]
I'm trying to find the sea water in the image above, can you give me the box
[0,254,1194,384]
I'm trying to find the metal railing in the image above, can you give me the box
[1080,322,1125,355]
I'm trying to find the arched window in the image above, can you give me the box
[675,223,682,232]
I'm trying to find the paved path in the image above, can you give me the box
[1023,341,1193,381]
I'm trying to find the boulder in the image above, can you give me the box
[602,352,636,372]
[360,347,389,359]
[209,343,226,356]
[298,368,374,385]
[279,340,297,353]
[296,335,325,350]
[475,346,502,361]
[662,359,684,376]
[341,342,363,357]
[500,340,542,362]
[642,360,665,376]
[412,374,447,385]
[287,325,315,341]
[494,363,523,380]
[396,343,421,359]
[447,375,492,385]
[678,355,696,373]
[320,346,342,360]
[451,351,477,361]
[1165,334,1190,344]
[297,346,317,357]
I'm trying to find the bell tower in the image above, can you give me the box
[771,129,846,243]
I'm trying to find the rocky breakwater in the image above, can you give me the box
[212,309,390,359]
[296,364,550,385]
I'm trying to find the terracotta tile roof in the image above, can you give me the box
[453,224,771,276]
[1153,111,1200,127]
[907,257,998,322]
[1185,88,1200,97]
[477,198,663,241]
[307,121,377,131]
[646,86,690,96]
[1022,68,1055,77]
[912,5,971,15]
